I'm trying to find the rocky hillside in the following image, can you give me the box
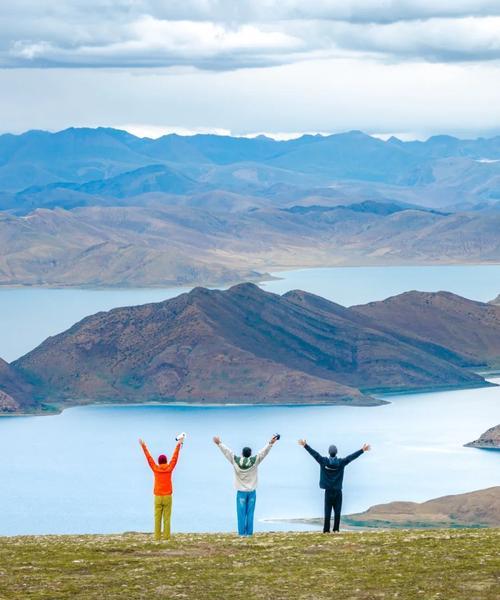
[465,425,500,449]
[11,284,486,410]
[352,291,500,367]
[0,358,35,413]
[343,487,500,528]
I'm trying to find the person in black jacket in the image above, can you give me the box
[298,439,371,533]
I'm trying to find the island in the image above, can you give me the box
[465,425,500,449]
[4,284,500,414]
[5,284,499,414]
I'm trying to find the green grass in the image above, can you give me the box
[0,529,499,599]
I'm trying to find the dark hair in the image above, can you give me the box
[242,447,252,458]
[158,454,167,464]
[328,444,338,457]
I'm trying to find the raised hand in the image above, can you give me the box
[213,436,221,445]
[270,434,280,445]
[362,443,371,452]
[298,439,306,447]
[138,438,145,446]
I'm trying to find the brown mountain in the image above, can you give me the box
[1,205,500,287]
[343,487,500,528]
[352,291,500,368]
[0,358,35,413]
[12,284,484,410]
[465,425,500,449]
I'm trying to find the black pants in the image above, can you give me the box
[324,489,343,532]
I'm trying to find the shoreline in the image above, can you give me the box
[0,396,388,418]
[0,272,279,291]
[1,260,500,290]
[265,517,492,530]
[4,375,499,418]
[365,377,498,397]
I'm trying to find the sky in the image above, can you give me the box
[1,1,500,139]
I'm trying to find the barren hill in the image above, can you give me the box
[1,205,500,287]
[344,487,500,528]
[12,284,485,409]
[0,358,35,413]
[352,291,500,367]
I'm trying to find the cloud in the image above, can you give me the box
[2,1,500,70]
[120,124,232,139]
[6,18,302,70]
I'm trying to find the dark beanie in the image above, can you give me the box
[158,454,167,464]
[328,445,338,457]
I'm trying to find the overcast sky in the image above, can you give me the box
[1,1,500,139]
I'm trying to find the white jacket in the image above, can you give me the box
[218,442,273,491]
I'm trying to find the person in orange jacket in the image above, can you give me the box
[139,434,184,540]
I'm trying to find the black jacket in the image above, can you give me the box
[304,444,364,490]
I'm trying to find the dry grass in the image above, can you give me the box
[0,529,499,599]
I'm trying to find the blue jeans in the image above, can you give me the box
[236,490,256,535]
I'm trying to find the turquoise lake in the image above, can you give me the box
[0,264,499,535]
[0,383,499,535]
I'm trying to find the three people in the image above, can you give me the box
[139,436,183,540]
[213,434,279,536]
[299,439,370,533]
[139,433,370,538]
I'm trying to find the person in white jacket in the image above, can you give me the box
[213,434,279,536]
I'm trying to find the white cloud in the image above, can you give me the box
[120,124,232,138]
[322,16,500,62]
[2,2,500,69]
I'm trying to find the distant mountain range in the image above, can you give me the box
[1,127,500,287]
[2,127,500,210]
[3,284,500,414]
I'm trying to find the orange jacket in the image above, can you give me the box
[141,442,181,496]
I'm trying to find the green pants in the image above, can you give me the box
[154,494,172,540]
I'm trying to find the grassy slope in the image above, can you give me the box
[0,530,499,600]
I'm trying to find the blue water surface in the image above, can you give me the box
[0,264,499,535]
[0,382,499,535]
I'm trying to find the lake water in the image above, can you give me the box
[262,264,500,307]
[1,264,500,362]
[0,264,499,536]
[0,381,499,536]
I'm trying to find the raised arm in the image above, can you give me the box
[299,439,324,465]
[167,442,182,472]
[255,435,278,465]
[213,436,235,464]
[139,439,156,471]
[342,444,370,466]
[255,443,272,465]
